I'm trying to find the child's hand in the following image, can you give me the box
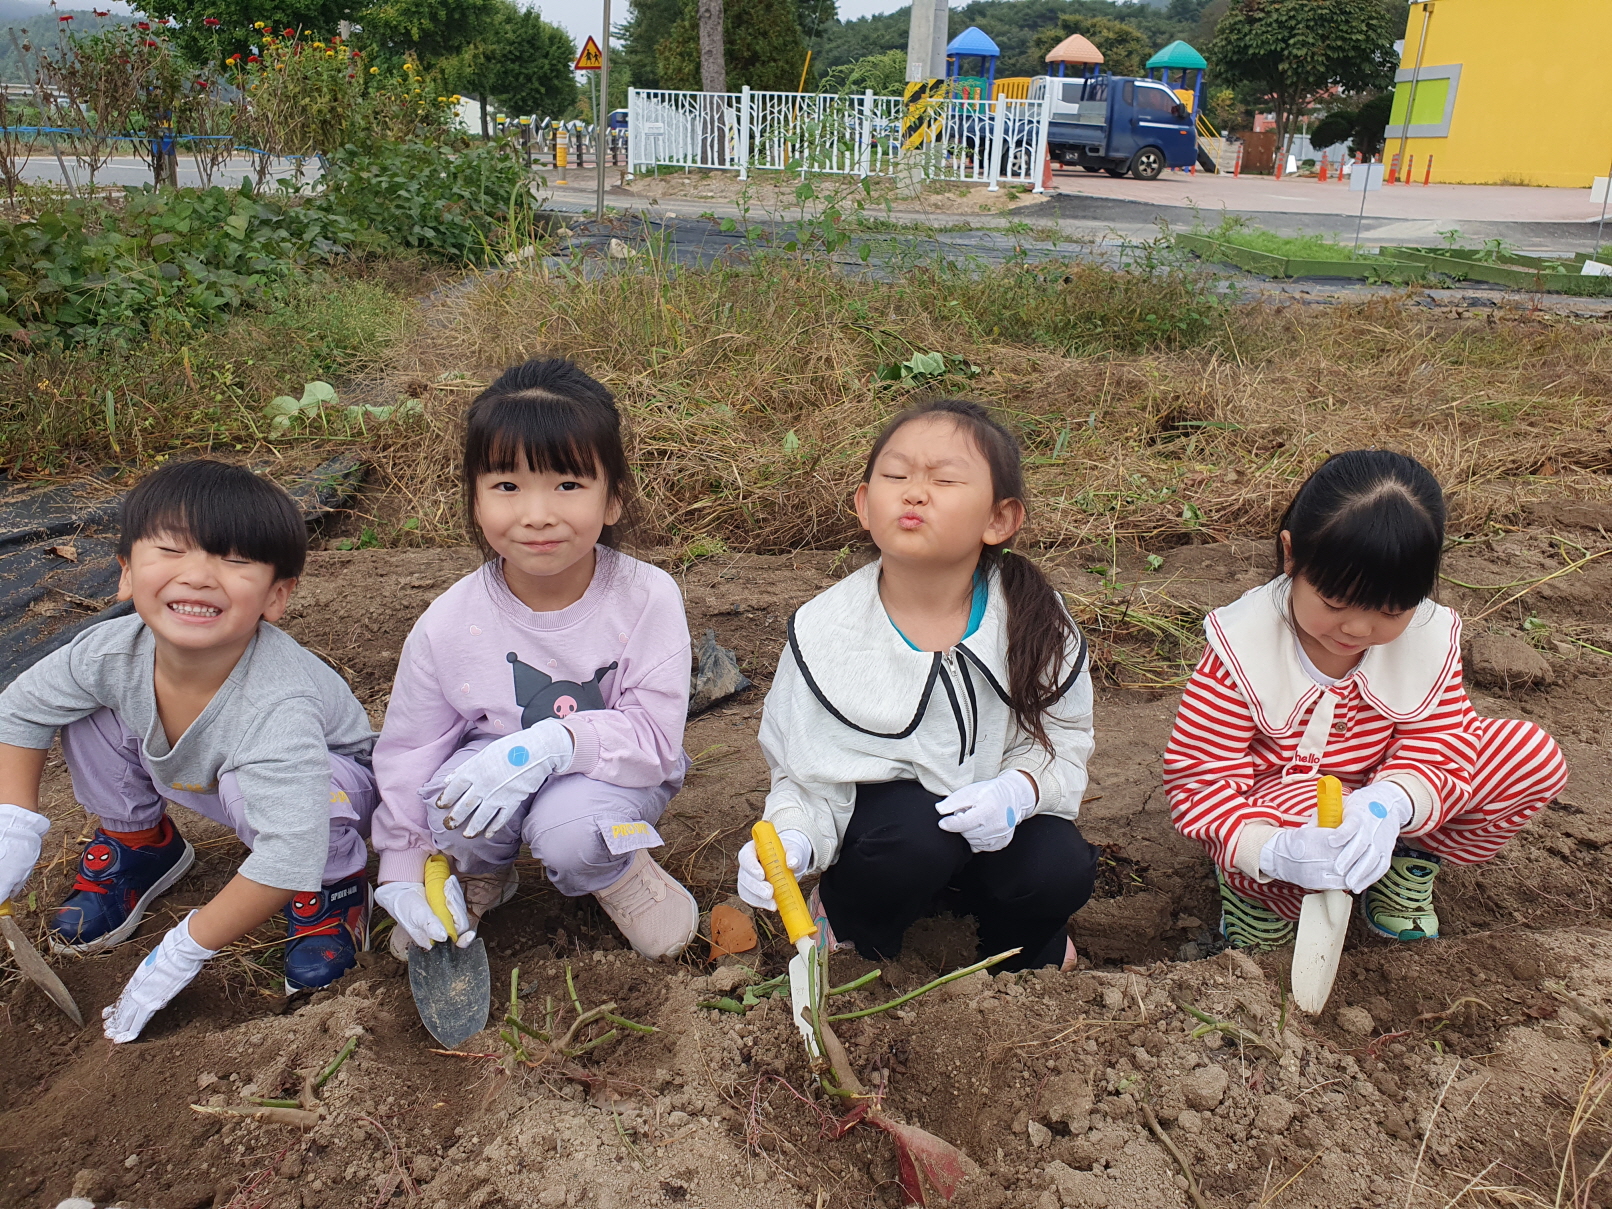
[935,772,1038,853]
[102,911,218,1043]
[737,829,813,912]
[0,802,50,902]
[375,878,475,949]
[1331,783,1413,893]
[438,719,575,838]
[1260,825,1350,891]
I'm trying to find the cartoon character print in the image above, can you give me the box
[507,652,618,727]
[70,840,120,895]
[290,891,324,922]
[81,842,117,878]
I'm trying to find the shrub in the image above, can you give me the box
[311,139,533,262]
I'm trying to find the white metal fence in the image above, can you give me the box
[627,86,1052,191]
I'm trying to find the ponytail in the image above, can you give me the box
[863,399,1078,751]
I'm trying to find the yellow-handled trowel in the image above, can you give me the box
[751,821,822,1061]
[1291,776,1349,1014]
[407,854,490,1048]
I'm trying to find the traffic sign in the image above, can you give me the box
[575,36,602,70]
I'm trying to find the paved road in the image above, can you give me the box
[545,173,1612,257]
[17,153,320,191]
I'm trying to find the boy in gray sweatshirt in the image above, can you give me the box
[0,461,376,1042]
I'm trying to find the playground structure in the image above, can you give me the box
[945,27,1000,100]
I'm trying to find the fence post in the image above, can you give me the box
[737,86,751,180]
[864,88,876,177]
[1031,88,1053,193]
[985,94,1005,191]
[626,89,637,173]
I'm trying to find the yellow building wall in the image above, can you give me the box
[1393,0,1612,187]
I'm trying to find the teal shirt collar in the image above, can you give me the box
[888,572,988,651]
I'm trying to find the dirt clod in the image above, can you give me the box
[1468,632,1555,688]
[1180,1065,1228,1111]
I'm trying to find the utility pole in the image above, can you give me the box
[698,0,726,91]
[598,0,611,219]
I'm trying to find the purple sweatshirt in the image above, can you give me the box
[372,547,691,882]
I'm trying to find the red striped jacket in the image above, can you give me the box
[1163,579,1477,882]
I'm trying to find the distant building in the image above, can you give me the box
[1390,0,1612,187]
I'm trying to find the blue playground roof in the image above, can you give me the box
[947,26,1000,57]
[1146,39,1207,70]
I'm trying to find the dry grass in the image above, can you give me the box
[348,253,1612,559]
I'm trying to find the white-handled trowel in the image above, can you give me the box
[1291,775,1349,1014]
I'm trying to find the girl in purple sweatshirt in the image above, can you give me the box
[371,359,696,961]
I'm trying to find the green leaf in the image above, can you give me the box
[782,429,800,453]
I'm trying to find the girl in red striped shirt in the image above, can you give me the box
[1163,450,1567,950]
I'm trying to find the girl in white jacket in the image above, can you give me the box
[737,400,1096,971]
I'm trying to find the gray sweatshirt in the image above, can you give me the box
[759,560,1095,871]
[0,615,375,891]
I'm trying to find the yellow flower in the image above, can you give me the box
[253,20,263,28]
[369,65,378,73]
[275,62,284,69]
[436,95,445,101]
[312,40,323,47]
[325,50,334,56]
[452,94,461,102]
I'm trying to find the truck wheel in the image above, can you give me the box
[1130,147,1165,181]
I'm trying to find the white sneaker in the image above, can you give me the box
[592,850,698,960]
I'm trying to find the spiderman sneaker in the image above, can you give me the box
[1217,869,1295,952]
[49,817,195,954]
[283,873,371,993]
[1362,848,1441,941]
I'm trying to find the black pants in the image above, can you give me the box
[816,779,1098,972]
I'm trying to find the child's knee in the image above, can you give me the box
[528,815,621,881]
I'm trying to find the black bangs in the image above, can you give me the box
[464,392,612,483]
[1279,450,1445,613]
[460,357,633,556]
[119,460,306,580]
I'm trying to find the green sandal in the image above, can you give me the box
[1362,849,1441,940]
[1217,870,1295,951]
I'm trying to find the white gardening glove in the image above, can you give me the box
[736,828,813,912]
[375,878,475,949]
[935,771,1038,854]
[102,911,217,1043]
[1330,782,1413,894]
[1260,825,1350,891]
[0,802,50,902]
[438,719,574,839]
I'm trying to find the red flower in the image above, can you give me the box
[145,39,158,46]
[136,21,149,29]
[247,54,259,61]
[283,27,294,35]
[57,14,72,21]
[156,17,170,24]
[202,16,220,25]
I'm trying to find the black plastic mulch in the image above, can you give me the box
[0,457,364,691]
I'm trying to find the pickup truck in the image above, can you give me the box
[1029,75,1202,180]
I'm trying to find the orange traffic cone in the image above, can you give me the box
[1041,152,1053,191]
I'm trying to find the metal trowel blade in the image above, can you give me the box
[787,940,821,1060]
[408,935,491,1049]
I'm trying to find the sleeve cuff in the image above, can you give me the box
[563,719,601,778]
[378,847,430,883]
[1232,821,1282,882]
[1380,772,1436,833]
[764,805,829,874]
